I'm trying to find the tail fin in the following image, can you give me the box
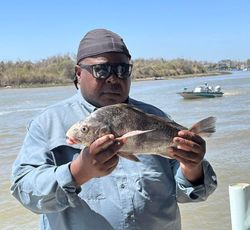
[189,116,216,136]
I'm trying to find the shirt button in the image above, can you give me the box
[120,183,125,189]
[130,214,135,219]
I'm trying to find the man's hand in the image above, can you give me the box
[168,130,206,184]
[70,134,122,186]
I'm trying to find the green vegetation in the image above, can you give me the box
[0,55,248,88]
[0,55,75,87]
[132,58,206,80]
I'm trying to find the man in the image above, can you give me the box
[11,29,217,230]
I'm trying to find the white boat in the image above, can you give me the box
[177,82,224,99]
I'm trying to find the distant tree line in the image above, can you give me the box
[0,55,248,87]
[132,58,206,80]
[0,55,75,87]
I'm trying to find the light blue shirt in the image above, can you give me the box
[11,90,217,230]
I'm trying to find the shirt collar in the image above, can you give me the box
[76,90,96,113]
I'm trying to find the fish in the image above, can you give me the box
[66,103,216,161]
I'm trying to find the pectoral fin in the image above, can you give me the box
[116,129,155,140]
[114,130,154,162]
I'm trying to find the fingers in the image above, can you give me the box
[173,130,205,154]
[178,130,205,145]
[85,134,124,176]
[114,136,127,144]
[173,136,202,153]
[89,134,115,155]
[168,130,206,165]
[71,134,124,185]
[168,146,201,164]
[92,141,123,165]
[88,134,122,162]
[101,153,119,173]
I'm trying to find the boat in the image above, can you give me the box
[177,82,224,99]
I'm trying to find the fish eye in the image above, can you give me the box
[81,126,89,133]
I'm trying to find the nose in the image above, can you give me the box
[105,73,120,84]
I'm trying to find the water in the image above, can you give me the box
[1,71,249,229]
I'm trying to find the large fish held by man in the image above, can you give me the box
[66,103,216,161]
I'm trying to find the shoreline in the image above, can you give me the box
[133,71,231,82]
[1,71,231,89]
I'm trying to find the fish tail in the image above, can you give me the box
[189,116,216,136]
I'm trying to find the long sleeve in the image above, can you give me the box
[170,159,217,203]
[11,118,80,214]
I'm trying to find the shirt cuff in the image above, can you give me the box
[176,160,217,201]
[55,163,81,207]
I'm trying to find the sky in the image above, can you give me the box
[1,0,249,63]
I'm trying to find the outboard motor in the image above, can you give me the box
[215,85,221,92]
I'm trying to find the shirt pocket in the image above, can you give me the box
[78,178,105,200]
[136,171,175,200]
[135,156,176,201]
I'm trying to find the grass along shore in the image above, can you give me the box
[1,71,231,89]
[1,56,231,89]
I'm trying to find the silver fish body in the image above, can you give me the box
[66,103,216,158]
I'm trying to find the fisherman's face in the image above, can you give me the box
[76,53,131,108]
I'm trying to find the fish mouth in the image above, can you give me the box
[66,136,80,145]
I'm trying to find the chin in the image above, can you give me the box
[101,100,121,107]
[97,92,128,106]
[101,96,125,106]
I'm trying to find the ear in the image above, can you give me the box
[75,65,82,80]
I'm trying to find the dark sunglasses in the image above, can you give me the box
[78,63,133,79]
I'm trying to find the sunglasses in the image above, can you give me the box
[78,63,133,79]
